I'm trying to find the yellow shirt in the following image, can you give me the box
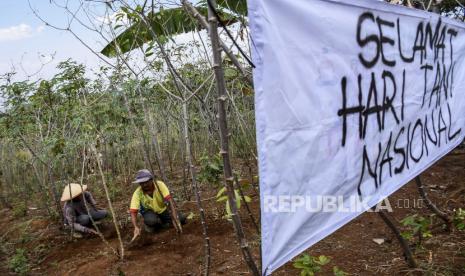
[129,181,171,214]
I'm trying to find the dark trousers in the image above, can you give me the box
[142,209,186,229]
[76,209,108,226]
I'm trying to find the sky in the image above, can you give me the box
[0,0,248,84]
[0,0,111,82]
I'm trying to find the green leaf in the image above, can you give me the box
[115,13,125,21]
[453,208,465,230]
[401,215,417,227]
[121,7,129,14]
[241,87,254,95]
[224,68,237,78]
[225,200,232,217]
[208,163,220,171]
[216,187,226,198]
[83,123,93,131]
[333,266,347,276]
[422,231,433,238]
[457,223,465,230]
[101,6,238,57]
[316,255,330,265]
[217,0,248,16]
[244,195,252,203]
[293,263,307,269]
[234,189,241,209]
[186,212,195,220]
[401,231,413,241]
[145,44,154,52]
[216,195,228,202]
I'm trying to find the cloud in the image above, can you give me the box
[0,24,45,42]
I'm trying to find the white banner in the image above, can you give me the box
[249,0,465,274]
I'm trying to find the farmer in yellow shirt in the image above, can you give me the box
[130,169,186,236]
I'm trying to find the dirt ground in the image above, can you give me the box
[0,147,464,275]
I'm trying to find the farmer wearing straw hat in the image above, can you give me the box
[61,183,108,236]
[129,169,186,237]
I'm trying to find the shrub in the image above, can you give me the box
[216,186,251,220]
[293,254,330,276]
[400,214,432,244]
[12,202,27,218]
[453,208,465,230]
[8,248,29,275]
[197,154,223,186]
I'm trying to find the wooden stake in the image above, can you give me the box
[374,207,417,268]
[92,144,125,260]
[207,1,260,274]
[182,102,211,276]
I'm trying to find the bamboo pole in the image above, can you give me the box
[207,0,260,274]
[79,147,118,255]
[182,102,211,276]
[91,144,125,260]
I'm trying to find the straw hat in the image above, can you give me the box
[60,183,88,202]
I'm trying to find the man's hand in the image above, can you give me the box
[134,226,141,237]
[130,211,140,240]
[88,229,99,235]
[130,226,141,243]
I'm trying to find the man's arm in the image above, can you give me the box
[129,190,141,237]
[130,211,140,237]
[84,191,98,209]
[65,205,94,234]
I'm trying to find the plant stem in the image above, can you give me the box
[415,176,451,228]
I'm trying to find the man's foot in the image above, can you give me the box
[91,220,103,226]
[144,225,156,233]
[72,232,83,239]
[179,213,187,225]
